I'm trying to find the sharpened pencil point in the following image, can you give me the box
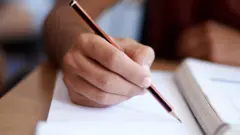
[170,112,182,123]
[177,118,182,123]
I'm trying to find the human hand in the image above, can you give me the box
[177,20,240,66]
[63,33,155,107]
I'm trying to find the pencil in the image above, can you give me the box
[69,0,181,122]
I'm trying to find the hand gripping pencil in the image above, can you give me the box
[69,0,181,122]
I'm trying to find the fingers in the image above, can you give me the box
[63,34,155,107]
[114,38,155,67]
[63,74,130,106]
[68,88,108,108]
[63,50,145,97]
[77,34,152,88]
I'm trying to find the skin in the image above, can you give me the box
[44,0,120,66]
[177,20,240,66]
[44,0,154,107]
[44,0,240,107]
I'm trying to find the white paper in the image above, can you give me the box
[47,72,175,122]
[36,121,188,135]
[42,71,202,135]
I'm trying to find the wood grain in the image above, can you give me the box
[0,61,56,135]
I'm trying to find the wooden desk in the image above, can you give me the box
[0,60,178,135]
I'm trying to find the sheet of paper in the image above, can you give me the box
[36,121,188,135]
[186,59,240,124]
[47,72,175,122]
[45,71,202,135]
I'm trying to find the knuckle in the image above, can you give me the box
[66,83,85,105]
[63,75,73,89]
[66,85,77,103]
[69,94,76,104]
[63,75,69,85]
[68,89,77,102]
[132,46,155,65]
[96,75,112,90]
[69,92,82,105]
[105,51,122,69]
[95,92,109,105]
[63,52,79,70]
[88,36,100,52]
[118,38,137,46]
[87,34,98,44]
[77,33,96,49]
[124,38,137,44]
[76,34,87,47]
[77,33,90,44]
[131,51,141,63]
[63,53,73,66]
[78,34,101,52]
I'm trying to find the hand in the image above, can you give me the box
[177,20,240,66]
[63,33,155,108]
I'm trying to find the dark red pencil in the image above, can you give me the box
[69,0,181,122]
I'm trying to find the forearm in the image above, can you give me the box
[44,0,118,67]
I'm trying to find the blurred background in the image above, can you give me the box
[0,0,142,96]
[0,0,55,96]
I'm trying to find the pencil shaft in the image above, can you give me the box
[148,85,172,112]
[71,0,121,50]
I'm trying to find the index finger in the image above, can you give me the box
[77,34,151,88]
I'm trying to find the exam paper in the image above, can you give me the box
[36,121,188,135]
[45,71,202,135]
[47,72,177,122]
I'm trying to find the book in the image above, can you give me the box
[36,58,240,135]
[175,58,240,135]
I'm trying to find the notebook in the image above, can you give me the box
[36,58,240,135]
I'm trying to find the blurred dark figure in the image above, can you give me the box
[0,1,54,96]
[141,0,240,66]
[0,1,35,95]
[45,0,240,67]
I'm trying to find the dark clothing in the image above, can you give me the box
[141,0,240,59]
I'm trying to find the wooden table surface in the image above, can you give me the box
[0,60,179,135]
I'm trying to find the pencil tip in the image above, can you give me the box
[170,112,182,123]
[177,118,182,123]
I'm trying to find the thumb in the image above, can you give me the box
[113,38,155,69]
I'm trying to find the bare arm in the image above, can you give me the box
[44,0,119,67]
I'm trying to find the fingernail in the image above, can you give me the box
[142,77,151,88]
